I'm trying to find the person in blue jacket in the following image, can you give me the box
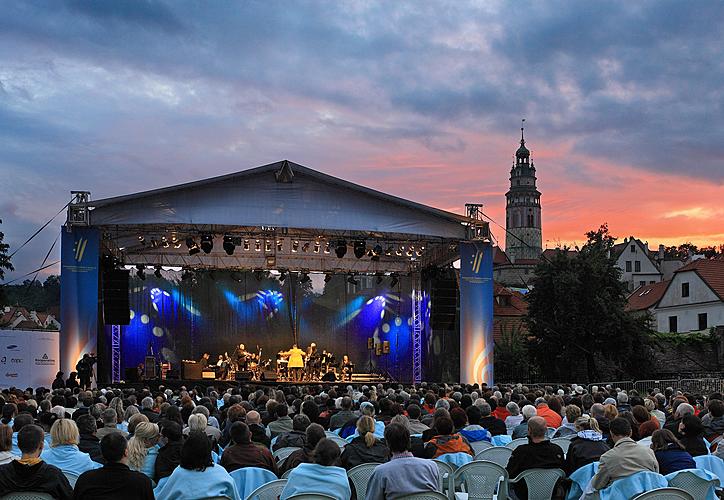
[651,428,695,475]
[40,418,102,477]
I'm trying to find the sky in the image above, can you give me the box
[1,1,723,282]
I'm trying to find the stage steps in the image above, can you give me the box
[350,373,388,384]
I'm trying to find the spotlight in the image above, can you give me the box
[335,240,347,258]
[162,240,170,248]
[223,234,235,255]
[313,241,321,253]
[265,240,272,252]
[407,246,414,257]
[243,239,250,251]
[292,240,299,252]
[136,264,146,280]
[416,245,425,257]
[385,246,394,256]
[174,241,182,249]
[324,242,331,254]
[353,240,366,259]
[279,270,287,282]
[302,242,310,252]
[170,234,178,243]
[300,272,311,284]
[186,237,200,256]
[255,239,261,252]
[347,274,359,286]
[396,246,403,256]
[277,240,283,252]
[138,235,145,245]
[390,273,399,288]
[324,273,333,283]
[200,234,213,254]
[150,238,159,248]
[154,265,162,279]
[373,244,383,256]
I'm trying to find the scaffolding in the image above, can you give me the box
[111,324,121,383]
[412,275,423,385]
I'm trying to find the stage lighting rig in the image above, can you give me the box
[136,264,146,280]
[353,240,366,259]
[200,234,213,254]
[300,272,311,284]
[347,274,359,286]
[324,272,333,283]
[277,240,283,252]
[335,240,347,258]
[292,240,299,252]
[385,246,394,256]
[279,270,287,282]
[138,235,145,245]
[150,238,159,248]
[186,237,200,256]
[324,242,331,254]
[313,241,320,254]
[265,240,272,252]
[154,265,163,279]
[243,239,250,251]
[223,234,235,255]
[390,273,399,288]
[396,246,403,256]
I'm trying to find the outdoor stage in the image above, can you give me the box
[60,160,495,385]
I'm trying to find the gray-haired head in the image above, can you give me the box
[435,399,450,411]
[506,401,520,416]
[141,397,154,409]
[521,405,537,420]
[617,392,629,404]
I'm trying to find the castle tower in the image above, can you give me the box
[505,126,542,261]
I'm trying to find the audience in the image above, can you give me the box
[96,409,127,440]
[281,423,326,474]
[650,429,695,475]
[329,397,356,431]
[512,405,537,439]
[127,422,160,479]
[340,415,389,469]
[477,400,507,436]
[274,414,310,450]
[281,439,352,500]
[564,414,610,474]
[423,415,473,459]
[504,401,523,434]
[677,414,708,457]
[76,414,104,464]
[220,421,277,474]
[0,425,18,465]
[41,418,102,477]
[268,404,294,437]
[154,421,184,482]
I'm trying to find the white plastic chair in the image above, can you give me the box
[273,446,301,467]
[325,434,349,448]
[246,479,288,500]
[449,460,508,500]
[550,437,572,455]
[347,463,382,500]
[432,459,455,493]
[0,494,56,500]
[286,494,337,500]
[665,469,720,500]
[470,441,493,455]
[632,487,695,499]
[509,468,565,500]
[398,492,448,500]
[473,447,512,468]
[505,438,527,450]
[229,467,278,500]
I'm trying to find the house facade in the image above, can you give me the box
[612,237,663,291]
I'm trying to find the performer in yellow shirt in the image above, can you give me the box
[282,344,306,382]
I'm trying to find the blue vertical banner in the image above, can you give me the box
[459,240,494,385]
[60,226,99,372]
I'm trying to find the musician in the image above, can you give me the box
[341,354,353,382]
[235,343,249,371]
[282,344,306,383]
[216,353,230,380]
[199,352,211,370]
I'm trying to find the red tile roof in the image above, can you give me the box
[674,258,724,300]
[626,280,670,311]
[494,282,528,317]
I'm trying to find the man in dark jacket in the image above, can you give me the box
[71,396,94,422]
[281,424,326,475]
[506,417,565,500]
[220,422,277,474]
[76,414,104,464]
[478,400,507,436]
[272,414,309,451]
[329,397,357,430]
[154,421,184,482]
[246,411,271,448]
[268,405,294,438]
[0,424,73,500]
[703,399,724,441]
[341,430,390,470]
[74,432,154,500]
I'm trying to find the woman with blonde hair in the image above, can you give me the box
[564,414,610,475]
[340,415,389,470]
[603,403,618,422]
[0,424,18,464]
[41,418,101,476]
[109,396,124,423]
[121,405,140,433]
[127,421,160,479]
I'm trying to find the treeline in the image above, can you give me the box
[1,275,60,311]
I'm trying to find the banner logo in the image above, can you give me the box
[74,238,88,262]
[471,249,483,274]
[5,345,19,351]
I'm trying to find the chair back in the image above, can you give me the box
[470,441,493,455]
[281,468,293,479]
[473,446,512,467]
[550,437,572,455]
[285,494,337,500]
[396,492,448,500]
[665,469,720,500]
[246,479,288,500]
[598,470,668,500]
[347,463,382,500]
[63,471,79,488]
[510,468,565,500]
[694,455,724,479]
[229,466,278,500]
[506,438,527,450]
[431,460,454,493]
[566,462,599,500]
[0,494,56,500]
[631,487,695,500]
[451,460,508,500]
[273,447,302,467]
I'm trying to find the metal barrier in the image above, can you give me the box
[679,378,724,394]
[633,379,679,394]
[587,381,635,393]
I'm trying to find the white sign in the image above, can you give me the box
[0,330,60,389]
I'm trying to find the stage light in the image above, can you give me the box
[150,238,159,248]
[154,265,162,279]
[136,264,146,280]
[324,273,333,283]
[396,246,403,256]
[407,246,414,257]
[313,241,321,253]
[385,246,394,256]
[254,269,264,281]
[174,241,181,249]
[373,244,383,256]
[138,235,145,245]
[347,274,359,286]
[265,240,272,252]
[170,234,178,243]
[223,234,235,255]
[335,240,347,258]
[200,234,213,254]
[162,240,170,248]
[279,271,287,282]
[255,239,261,252]
[302,242,310,252]
[186,237,200,256]
[324,242,331,254]
[375,273,384,285]
[292,240,299,252]
[390,273,399,288]
[277,240,283,252]
[243,239,250,251]
[416,245,425,257]
[353,240,366,259]
[300,272,311,284]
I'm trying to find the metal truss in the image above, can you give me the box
[111,325,121,383]
[412,275,423,385]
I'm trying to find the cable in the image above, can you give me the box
[0,260,60,286]
[8,201,71,259]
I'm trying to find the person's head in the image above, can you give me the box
[384,422,410,454]
[102,408,117,426]
[161,421,183,442]
[341,397,352,411]
[356,415,377,448]
[603,404,619,421]
[50,418,80,447]
[590,403,605,418]
[128,413,149,435]
[435,416,454,436]
[521,405,537,421]
[230,421,251,445]
[0,424,12,452]
[651,429,684,452]
[527,416,547,441]
[18,424,45,457]
[246,410,261,425]
[312,438,340,466]
[12,413,33,433]
[631,405,650,425]
[124,405,139,422]
[360,401,376,417]
[101,432,129,463]
[180,431,213,471]
[188,413,208,433]
[406,404,421,420]
[565,405,582,424]
[506,401,520,416]
[675,403,695,420]
[128,422,160,469]
[609,417,632,442]
[639,419,659,439]
[477,401,491,417]
[709,399,724,418]
[76,414,97,436]
[574,414,601,433]
[292,413,311,432]
[276,405,289,418]
[679,414,704,437]
[141,397,154,410]
[306,423,326,449]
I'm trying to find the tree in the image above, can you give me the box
[494,322,536,382]
[0,219,14,304]
[525,224,655,381]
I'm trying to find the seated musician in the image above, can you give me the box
[199,352,211,370]
[341,355,353,382]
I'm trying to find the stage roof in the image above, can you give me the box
[78,160,476,273]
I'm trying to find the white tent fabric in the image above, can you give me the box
[89,161,467,239]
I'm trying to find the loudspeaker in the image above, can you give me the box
[235,370,253,381]
[260,370,278,381]
[375,344,382,356]
[125,367,139,382]
[144,356,156,379]
[383,341,390,354]
[166,369,180,380]
[102,268,130,325]
[367,338,374,349]
[430,272,458,330]
[181,362,202,380]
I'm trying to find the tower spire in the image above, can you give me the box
[520,118,526,145]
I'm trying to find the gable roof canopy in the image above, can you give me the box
[79,160,475,273]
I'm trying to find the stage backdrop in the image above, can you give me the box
[114,271,422,382]
[0,330,60,389]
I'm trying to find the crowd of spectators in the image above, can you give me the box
[0,379,720,499]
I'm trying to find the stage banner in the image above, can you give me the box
[0,330,59,389]
[60,226,99,373]
[459,240,494,386]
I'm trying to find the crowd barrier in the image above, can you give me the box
[587,377,724,395]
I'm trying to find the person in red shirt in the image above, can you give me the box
[535,398,563,429]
